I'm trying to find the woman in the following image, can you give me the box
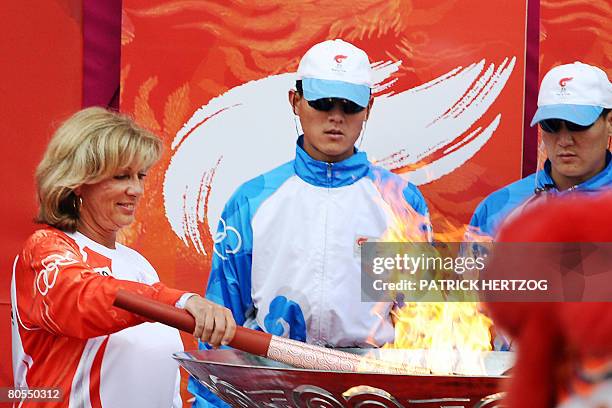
[11,107,235,407]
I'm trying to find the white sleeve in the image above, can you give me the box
[172,369,183,408]
[175,293,197,309]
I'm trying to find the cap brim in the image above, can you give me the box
[530,104,603,126]
[302,78,370,108]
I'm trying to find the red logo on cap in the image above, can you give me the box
[356,237,369,247]
[559,77,573,87]
[334,54,348,64]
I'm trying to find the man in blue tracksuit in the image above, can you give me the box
[471,62,612,238]
[189,39,430,406]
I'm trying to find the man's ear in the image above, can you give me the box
[364,96,374,120]
[288,89,301,115]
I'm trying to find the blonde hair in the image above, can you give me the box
[36,107,162,232]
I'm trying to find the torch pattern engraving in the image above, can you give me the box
[268,336,429,375]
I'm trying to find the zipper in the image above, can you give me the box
[318,162,333,344]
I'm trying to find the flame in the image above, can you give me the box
[369,176,494,375]
[386,302,492,375]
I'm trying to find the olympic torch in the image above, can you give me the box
[113,290,429,375]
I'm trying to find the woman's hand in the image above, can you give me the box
[184,295,236,347]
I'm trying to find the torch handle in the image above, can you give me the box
[113,289,271,357]
[114,290,429,375]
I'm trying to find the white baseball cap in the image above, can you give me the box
[530,62,612,126]
[297,39,373,108]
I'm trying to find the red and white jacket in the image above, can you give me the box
[11,227,187,407]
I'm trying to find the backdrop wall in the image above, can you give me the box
[0,0,82,391]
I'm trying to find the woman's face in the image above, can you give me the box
[76,166,148,235]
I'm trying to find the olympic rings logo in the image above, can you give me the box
[212,218,242,260]
[36,254,77,296]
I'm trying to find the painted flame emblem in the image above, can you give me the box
[559,77,573,87]
[334,54,348,64]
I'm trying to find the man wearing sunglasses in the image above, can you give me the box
[188,39,430,407]
[470,62,612,238]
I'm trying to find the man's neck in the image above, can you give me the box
[551,163,606,191]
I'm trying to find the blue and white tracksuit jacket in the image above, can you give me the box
[470,150,612,237]
[188,136,430,407]
[469,152,612,352]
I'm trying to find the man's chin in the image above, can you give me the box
[320,148,354,161]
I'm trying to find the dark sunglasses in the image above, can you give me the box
[539,118,595,133]
[307,98,366,114]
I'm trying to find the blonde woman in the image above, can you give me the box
[11,107,235,407]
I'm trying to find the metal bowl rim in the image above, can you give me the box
[173,351,510,378]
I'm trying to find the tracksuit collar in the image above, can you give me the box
[294,135,370,187]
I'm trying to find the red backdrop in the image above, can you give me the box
[120,1,530,402]
[0,0,82,392]
[117,0,535,323]
[536,0,612,168]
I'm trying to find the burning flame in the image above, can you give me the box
[386,302,493,375]
[369,176,494,375]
